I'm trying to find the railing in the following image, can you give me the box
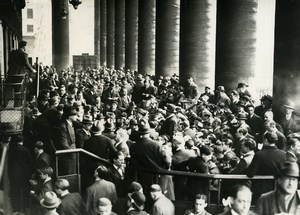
[55,148,111,193]
[127,167,275,207]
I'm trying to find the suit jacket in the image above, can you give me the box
[127,209,148,215]
[247,145,286,200]
[280,114,300,136]
[57,192,86,215]
[246,114,264,137]
[159,114,178,139]
[85,179,117,215]
[184,83,199,100]
[75,128,90,148]
[35,152,51,169]
[84,135,117,160]
[184,209,211,215]
[256,190,300,215]
[130,137,170,170]
[7,48,35,78]
[172,148,196,170]
[108,165,126,197]
[58,120,76,150]
[150,195,175,215]
[218,209,257,215]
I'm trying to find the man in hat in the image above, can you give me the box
[280,101,300,136]
[130,119,172,192]
[7,40,37,82]
[159,103,178,140]
[40,191,61,215]
[75,115,93,148]
[127,192,148,215]
[256,162,300,215]
[149,184,175,215]
[57,106,78,174]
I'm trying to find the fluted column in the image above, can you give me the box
[94,0,100,63]
[125,0,138,71]
[273,0,300,110]
[0,21,4,77]
[180,0,216,90]
[52,0,70,72]
[215,0,257,91]
[107,0,115,69]
[115,0,125,69]
[156,0,180,77]
[100,0,107,66]
[138,0,156,75]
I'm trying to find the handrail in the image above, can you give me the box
[128,166,275,180]
[55,148,111,165]
[0,145,8,183]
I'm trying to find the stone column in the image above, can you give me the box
[156,0,180,77]
[180,0,216,90]
[0,21,5,77]
[125,0,138,71]
[115,0,125,70]
[215,0,258,91]
[94,0,101,64]
[273,0,300,110]
[107,0,115,69]
[100,0,107,66]
[52,0,70,72]
[138,0,156,75]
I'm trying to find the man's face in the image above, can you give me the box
[195,198,207,213]
[113,154,125,168]
[279,176,298,195]
[247,107,254,116]
[294,140,300,157]
[285,108,294,115]
[231,190,252,215]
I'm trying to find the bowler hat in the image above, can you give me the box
[18,40,27,48]
[40,191,61,209]
[284,101,296,110]
[278,162,299,178]
[130,192,146,211]
[64,106,77,117]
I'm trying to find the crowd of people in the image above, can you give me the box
[3,41,300,215]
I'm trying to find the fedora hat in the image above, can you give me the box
[130,192,146,211]
[91,120,103,135]
[64,106,77,117]
[284,101,296,110]
[82,115,93,124]
[278,162,299,178]
[40,191,61,209]
[138,119,151,134]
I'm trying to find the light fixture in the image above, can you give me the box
[69,0,82,10]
